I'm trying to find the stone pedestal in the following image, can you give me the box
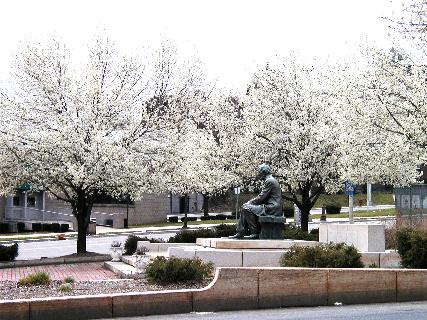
[258,216,286,239]
[319,223,385,252]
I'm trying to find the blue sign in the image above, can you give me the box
[343,181,355,196]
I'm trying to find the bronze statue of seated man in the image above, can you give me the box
[230,163,283,239]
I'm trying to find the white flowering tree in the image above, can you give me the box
[0,38,202,253]
[165,93,242,226]
[343,47,426,186]
[239,57,346,231]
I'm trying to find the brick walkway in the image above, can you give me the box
[0,263,119,282]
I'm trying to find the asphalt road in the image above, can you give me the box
[98,301,427,320]
[14,230,177,260]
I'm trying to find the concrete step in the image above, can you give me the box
[104,260,140,278]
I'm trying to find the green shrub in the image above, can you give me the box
[213,224,236,237]
[124,235,164,255]
[18,272,50,286]
[215,214,227,220]
[51,223,61,233]
[60,224,70,232]
[325,203,342,214]
[64,276,75,284]
[283,207,294,218]
[283,225,318,241]
[168,216,179,223]
[167,224,236,243]
[168,228,215,243]
[0,223,9,233]
[42,223,52,232]
[145,256,213,284]
[280,243,363,268]
[59,283,73,293]
[17,222,25,233]
[0,243,19,261]
[396,227,427,268]
[32,223,42,232]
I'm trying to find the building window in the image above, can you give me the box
[27,193,36,207]
[13,196,20,206]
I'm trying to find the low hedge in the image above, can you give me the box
[124,235,165,255]
[0,223,9,233]
[283,225,318,241]
[280,242,363,268]
[17,222,25,233]
[168,224,236,243]
[168,216,179,223]
[145,256,213,284]
[396,227,427,268]
[0,243,19,261]
[283,207,294,218]
[51,223,61,233]
[325,204,342,214]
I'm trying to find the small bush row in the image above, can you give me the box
[145,256,213,284]
[283,225,319,241]
[124,235,164,255]
[0,243,19,261]
[280,242,363,268]
[168,224,236,243]
[168,215,234,223]
[32,223,69,232]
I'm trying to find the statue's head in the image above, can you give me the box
[257,163,271,179]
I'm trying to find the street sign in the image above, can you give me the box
[343,181,355,196]
[234,187,241,195]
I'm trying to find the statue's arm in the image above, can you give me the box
[249,180,273,205]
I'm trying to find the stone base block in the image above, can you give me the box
[242,250,284,267]
[319,223,385,252]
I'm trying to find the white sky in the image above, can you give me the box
[0,0,401,93]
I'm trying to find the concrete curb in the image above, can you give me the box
[2,267,427,319]
[0,255,111,269]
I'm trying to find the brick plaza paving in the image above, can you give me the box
[0,262,119,282]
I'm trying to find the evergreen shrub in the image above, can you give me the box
[283,225,318,241]
[396,227,427,268]
[168,216,179,223]
[280,243,363,268]
[0,243,18,261]
[17,222,25,233]
[145,256,213,284]
[124,235,164,255]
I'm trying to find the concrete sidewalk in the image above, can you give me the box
[0,262,118,282]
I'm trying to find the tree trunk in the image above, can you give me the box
[76,213,89,253]
[203,194,209,217]
[74,191,93,253]
[299,187,312,232]
[182,195,188,229]
[300,208,310,232]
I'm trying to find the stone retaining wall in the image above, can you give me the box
[2,267,427,319]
